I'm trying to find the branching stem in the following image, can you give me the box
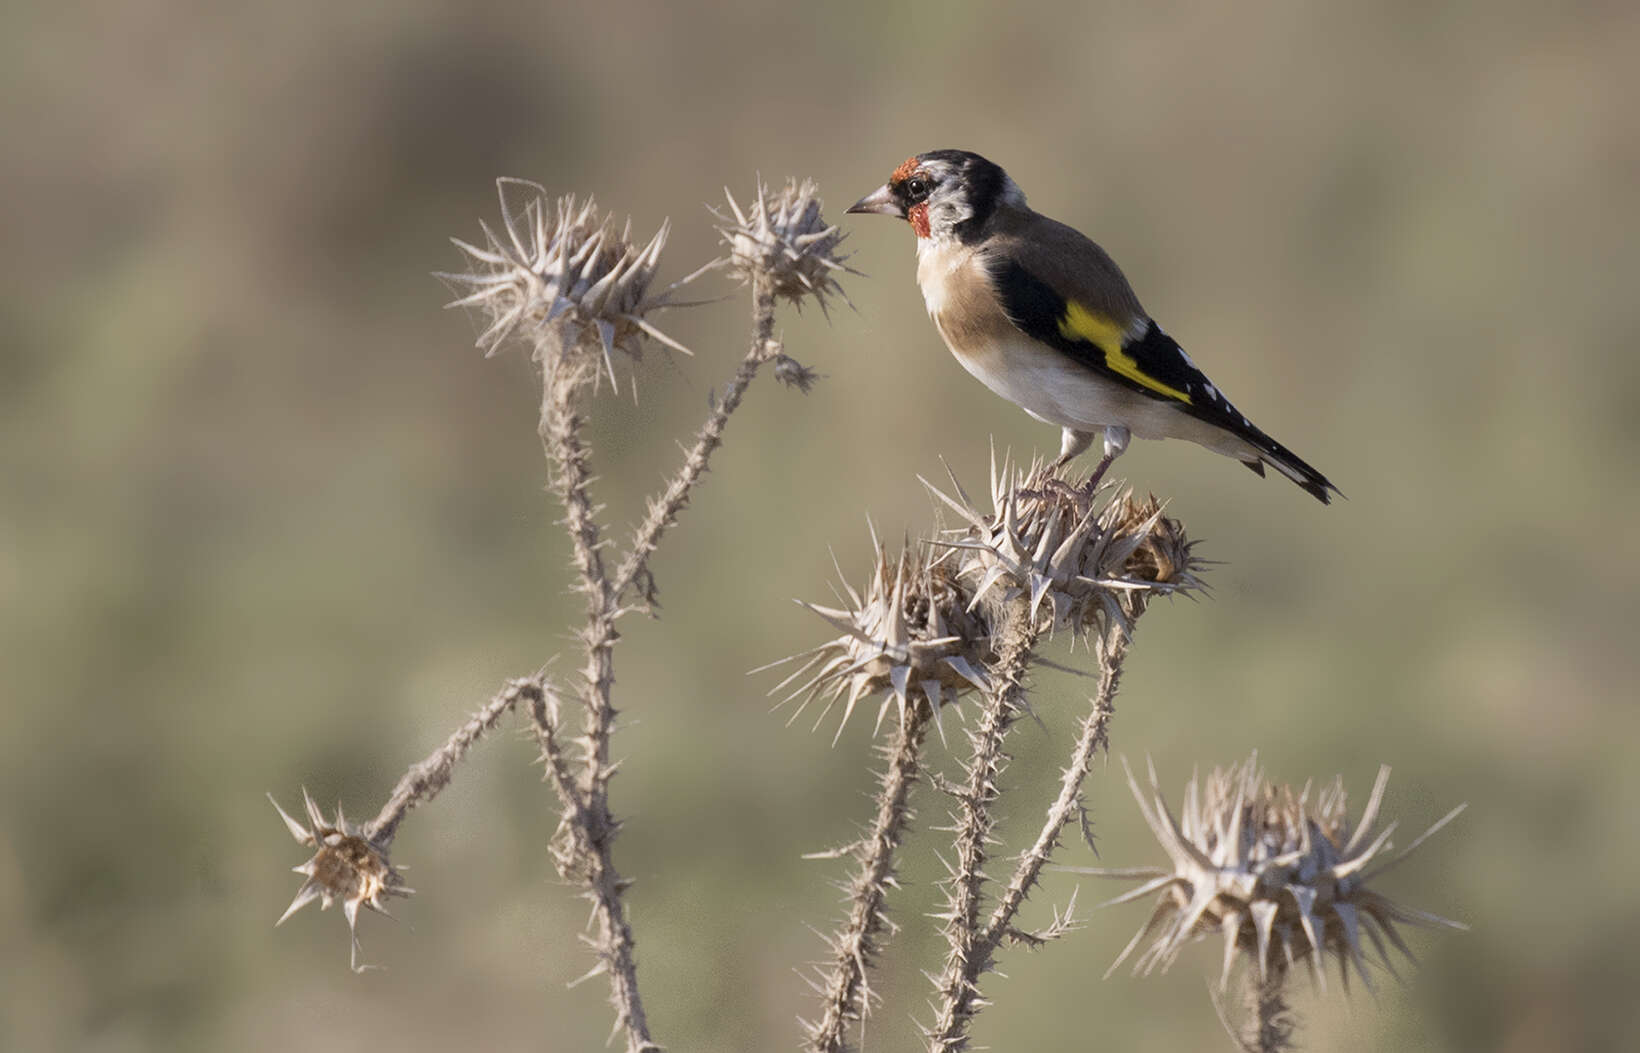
[613,276,781,607]
[980,620,1130,953]
[528,276,783,1053]
[927,595,1040,1053]
[367,677,544,846]
[806,698,934,1053]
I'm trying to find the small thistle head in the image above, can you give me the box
[1101,493,1199,590]
[773,352,821,393]
[716,177,852,311]
[441,179,695,390]
[759,535,993,742]
[923,455,1206,643]
[270,789,410,972]
[1088,755,1466,994]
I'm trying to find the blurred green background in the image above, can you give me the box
[4,1,1637,1049]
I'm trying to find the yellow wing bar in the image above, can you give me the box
[1057,302,1193,404]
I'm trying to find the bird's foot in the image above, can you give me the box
[1067,455,1117,516]
[1019,477,1088,508]
[1019,454,1113,517]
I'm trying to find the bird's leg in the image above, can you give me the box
[1078,425,1131,503]
[1081,452,1115,494]
[1026,428,1099,505]
[1052,427,1096,469]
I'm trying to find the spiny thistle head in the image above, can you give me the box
[922,454,1206,643]
[1085,755,1466,994]
[758,534,993,742]
[270,789,410,972]
[716,177,852,312]
[440,179,696,390]
[1101,493,1199,589]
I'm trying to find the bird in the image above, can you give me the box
[846,149,1340,504]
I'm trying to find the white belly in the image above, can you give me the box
[913,238,1257,460]
[947,335,1119,429]
[939,329,1259,459]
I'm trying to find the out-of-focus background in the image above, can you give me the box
[4,1,1637,1049]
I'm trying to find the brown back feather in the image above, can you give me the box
[978,208,1147,326]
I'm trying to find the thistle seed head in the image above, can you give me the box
[1089,755,1466,994]
[759,534,993,742]
[441,179,696,391]
[270,788,410,972]
[716,177,852,312]
[773,352,821,393]
[922,454,1206,643]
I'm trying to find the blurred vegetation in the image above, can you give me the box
[3,1,1637,1049]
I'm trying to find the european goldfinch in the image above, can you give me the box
[847,149,1340,504]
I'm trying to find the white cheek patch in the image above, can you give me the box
[934,200,972,228]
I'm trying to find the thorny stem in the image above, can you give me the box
[536,350,656,1053]
[526,683,589,840]
[928,595,1041,1053]
[806,699,934,1053]
[367,677,545,846]
[528,277,783,1053]
[1244,962,1295,1053]
[612,275,781,608]
[979,618,1130,954]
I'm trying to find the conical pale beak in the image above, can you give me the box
[846,184,903,218]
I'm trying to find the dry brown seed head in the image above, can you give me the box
[923,454,1206,643]
[716,177,853,312]
[271,788,411,972]
[1084,755,1466,994]
[440,180,697,392]
[759,538,993,741]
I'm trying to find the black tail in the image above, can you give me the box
[1240,434,1340,505]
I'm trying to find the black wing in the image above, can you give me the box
[988,257,1339,503]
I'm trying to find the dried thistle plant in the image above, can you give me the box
[268,170,1467,1053]
[1077,754,1466,1050]
[717,176,854,312]
[924,452,1204,641]
[270,789,410,973]
[761,535,993,742]
[440,180,703,387]
[273,175,849,1053]
[774,456,1209,1053]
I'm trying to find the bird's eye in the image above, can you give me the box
[905,177,931,201]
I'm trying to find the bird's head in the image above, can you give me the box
[847,149,1024,244]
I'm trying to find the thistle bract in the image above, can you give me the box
[717,177,852,311]
[270,788,410,972]
[760,536,993,741]
[1087,755,1466,993]
[442,180,695,390]
[924,455,1204,643]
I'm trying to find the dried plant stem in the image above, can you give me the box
[536,353,655,1053]
[1244,963,1295,1053]
[367,677,545,845]
[928,596,1041,1053]
[526,685,585,829]
[980,620,1129,953]
[527,279,784,1053]
[613,276,780,606]
[806,699,934,1053]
